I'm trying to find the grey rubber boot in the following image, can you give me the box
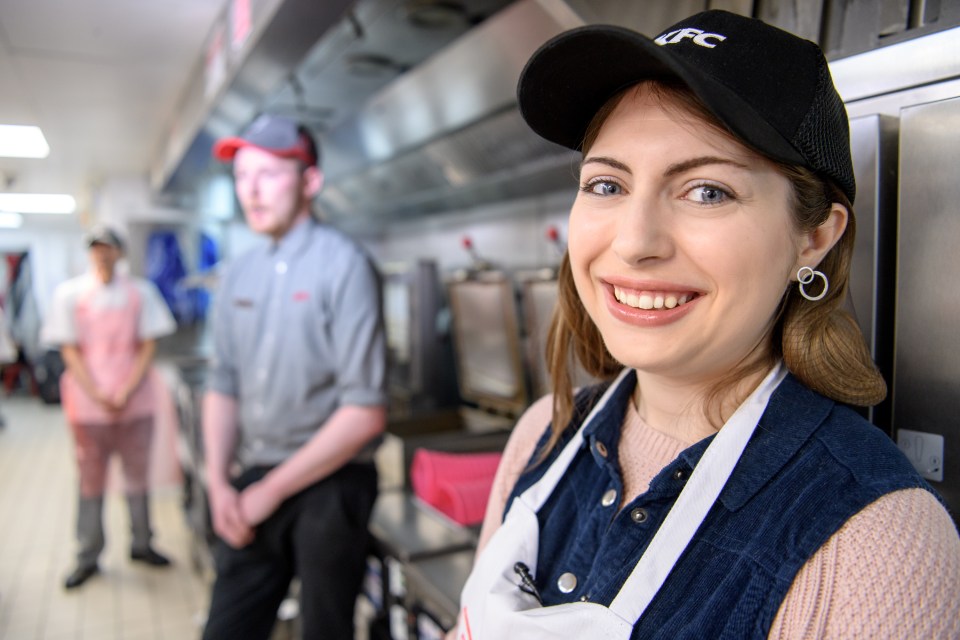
[127,493,153,553]
[76,495,105,568]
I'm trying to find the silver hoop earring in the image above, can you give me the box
[797,266,828,302]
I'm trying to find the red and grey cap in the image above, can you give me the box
[517,10,856,203]
[212,114,320,167]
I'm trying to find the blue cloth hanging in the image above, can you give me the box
[145,231,188,324]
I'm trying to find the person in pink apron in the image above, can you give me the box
[41,225,177,589]
[453,10,960,639]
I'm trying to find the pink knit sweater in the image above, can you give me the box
[477,394,960,639]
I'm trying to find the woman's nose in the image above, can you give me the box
[611,197,673,265]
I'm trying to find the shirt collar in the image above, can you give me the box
[270,215,314,260]
[582,369,637,469]
[85,271,123,289]
[581,370,833,512]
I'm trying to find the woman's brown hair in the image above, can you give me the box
[542,81,885,454]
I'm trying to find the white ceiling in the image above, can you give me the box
[0,0,226,217]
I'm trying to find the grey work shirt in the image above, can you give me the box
[207,217,387,468]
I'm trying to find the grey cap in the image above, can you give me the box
[85,224,124,251]
[212,114,319,166]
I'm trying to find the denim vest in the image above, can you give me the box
[506,372,934,639]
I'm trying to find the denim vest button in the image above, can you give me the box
[595,441,608,457]
[673,468,686,481]
[557,572,577,593]
[601,489,617,507]
[630,507,649,524]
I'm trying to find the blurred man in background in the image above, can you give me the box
[202,114,388,640]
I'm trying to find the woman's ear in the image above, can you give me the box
[796,203,848,271]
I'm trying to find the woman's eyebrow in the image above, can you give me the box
[581,155,750,177]
[580,155,631,174]
[664,156,749,177]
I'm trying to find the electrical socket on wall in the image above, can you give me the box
[897,429,944,482]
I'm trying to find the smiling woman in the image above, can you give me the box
[451,9,960,640]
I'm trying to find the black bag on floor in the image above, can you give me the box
[33,349,65,405]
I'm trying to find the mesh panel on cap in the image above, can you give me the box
[792,62,856,202]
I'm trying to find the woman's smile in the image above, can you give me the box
[601,278,703,327]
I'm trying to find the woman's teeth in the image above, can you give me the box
[613,286,693,310]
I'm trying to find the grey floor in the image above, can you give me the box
[0,394,210,640]
[0,383,406,640]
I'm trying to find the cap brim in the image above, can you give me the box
[212,137,317,165]
[518,25,803,166]
[212,137,247,162]
[86,236,123,250]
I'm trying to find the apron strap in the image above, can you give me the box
[609,363,788,622]
[519,368,634,512]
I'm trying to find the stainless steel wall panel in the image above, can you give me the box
[878,0,910,35]
[831,24,960,104]
[756,0,824,42]
[942,0,960,23]
[822,0,908,57]
[911,0,956,27]
[894,95,960,514]
[848,114,899,432]
[708,0,755,16]
[563,0,709,34]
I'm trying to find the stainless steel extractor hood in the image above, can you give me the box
[157,0,719,225]
[306,0,714,229]
[314,0,586,227]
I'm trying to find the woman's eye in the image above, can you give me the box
[581,180,622,196]
[687,184,731,205]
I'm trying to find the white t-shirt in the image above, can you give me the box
[41,272,176,347]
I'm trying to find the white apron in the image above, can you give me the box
[457,364,787,640]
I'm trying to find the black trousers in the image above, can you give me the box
[202,463,378,640]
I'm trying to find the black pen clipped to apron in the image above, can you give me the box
[514,562,543,604]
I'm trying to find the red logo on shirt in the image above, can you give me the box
[293,291,310,301]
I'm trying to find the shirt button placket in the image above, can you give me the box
[264,262,283,350]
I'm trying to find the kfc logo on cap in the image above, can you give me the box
[655,27,726,48]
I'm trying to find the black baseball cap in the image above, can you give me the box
[517,10,856,203]
[85,224,124,251]
[213,114,320,167]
